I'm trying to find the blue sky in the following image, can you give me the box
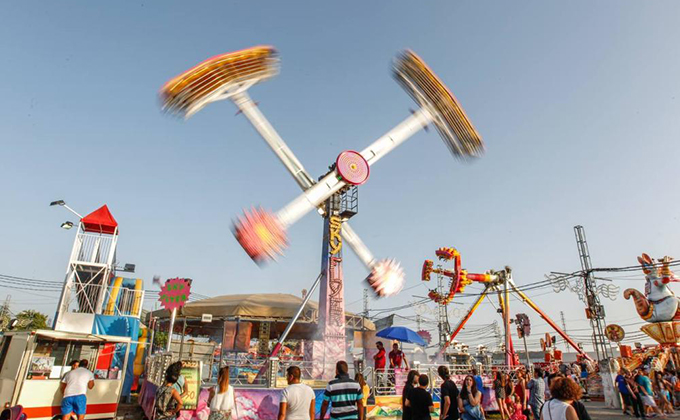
[1,1,679,351]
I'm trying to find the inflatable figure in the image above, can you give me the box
[624,253,680,322]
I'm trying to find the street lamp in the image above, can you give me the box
[49,199,83,219]
[60,221,74,230]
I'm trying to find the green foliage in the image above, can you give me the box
[15,310,49,331]
[154,331,168,347]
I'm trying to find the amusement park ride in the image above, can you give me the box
[161,46,484,377]
[421,246,593,364]
[612,253,680,373]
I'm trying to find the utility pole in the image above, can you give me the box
[574,225,611,360]
[560,311,570,353]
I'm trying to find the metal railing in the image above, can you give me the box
[365,363,527,398]
[219,356,269,387]
[278,359,316,383]
[63,281,144,317]
[71,232,115,265]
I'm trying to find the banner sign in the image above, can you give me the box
[180,360,202,410]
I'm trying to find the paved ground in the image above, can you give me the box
[582,401,679,419]
[481,402,679,420]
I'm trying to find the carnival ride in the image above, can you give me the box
[421,247,592,364]
[160,46,484,298]
[160,46,486,378]
[614,253,680,373]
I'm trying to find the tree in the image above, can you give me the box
[15,310,49,331]
[154,331,168,348]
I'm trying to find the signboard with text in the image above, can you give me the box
[180,360,202,410]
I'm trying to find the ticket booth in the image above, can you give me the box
[0,330,130,420]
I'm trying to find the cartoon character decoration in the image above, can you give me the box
[624,253,680,323]
[421,247,494,305]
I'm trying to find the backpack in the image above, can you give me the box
[155,385,178,420]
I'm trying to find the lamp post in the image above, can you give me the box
[50,200,83,230]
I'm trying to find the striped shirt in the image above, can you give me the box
[322,374,363,420]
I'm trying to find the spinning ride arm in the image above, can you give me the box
[160,46,395,288]
[233,49,484,271]
[230,90,381,268]
[508,279,592,361]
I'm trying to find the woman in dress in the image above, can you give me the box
[504,373,515,408]
[493,371,509,420]
[208,367,236,420]
[514,371,527,416]
[540,377,579,420]
[457,375,484,420]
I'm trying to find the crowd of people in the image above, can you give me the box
[616,367,680,419]
[150,351,680,420]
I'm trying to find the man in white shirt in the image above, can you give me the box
[278,366,315,420]
[60,359,95,420]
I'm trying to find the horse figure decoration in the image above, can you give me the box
[624,253,680,322]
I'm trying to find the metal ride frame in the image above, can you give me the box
[442,269,593,363]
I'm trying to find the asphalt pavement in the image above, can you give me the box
[583,401,679,420]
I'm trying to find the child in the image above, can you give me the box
[508,394,526,420]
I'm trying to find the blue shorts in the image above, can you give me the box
[62,395,87,415]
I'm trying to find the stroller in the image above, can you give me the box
[0,406,26,420]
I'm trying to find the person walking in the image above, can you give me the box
[527,368,545,420]
[320,361,364,420]
[209,366,237,420]
[627,370,646,419]
[438,366,460,420]
[154,368,183,420]
[60,359,95,420]
[636,369,666,418]
[457,375,484,420]
[278,366,314,420]
[540,377,579,420]
[653,374,674,415]
[405,374,434,420]
[493,371,508,420]
[402,370,420,420]
[616,368,637,417]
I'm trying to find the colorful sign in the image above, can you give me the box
[605,324,625,342]
[159,277,192,311]
[180,360,201,410]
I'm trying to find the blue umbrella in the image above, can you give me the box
[376,326,427,346]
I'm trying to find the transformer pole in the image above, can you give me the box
[574,225,611,360]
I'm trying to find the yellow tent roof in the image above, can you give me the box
[152,293,374,330]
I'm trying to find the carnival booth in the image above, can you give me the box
[0,330,131,420]
[140,293,375,420]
